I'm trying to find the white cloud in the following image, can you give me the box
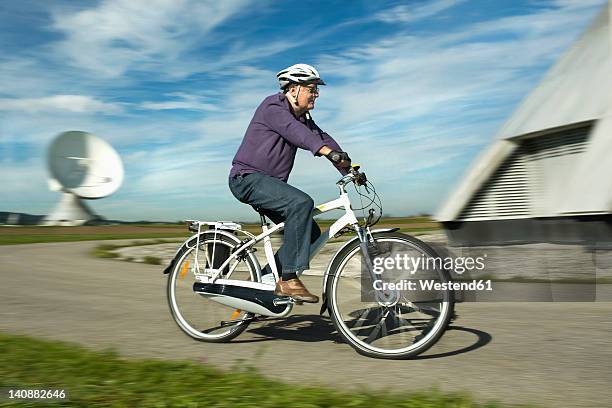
[0,159,55,213]
[547,0,607,9]
[0,58,54,97]
[317,1,603,132]
[452,3,604,41]
[139,93,221,112]
[0,95,123,114]
[374,0,466,24]
[50,0,252,78]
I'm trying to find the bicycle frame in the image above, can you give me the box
[198,177,362,284]
[167,168,455,357]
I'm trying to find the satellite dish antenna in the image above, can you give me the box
[42,131,124,226]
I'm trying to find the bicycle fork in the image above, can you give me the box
[355,226,395,305]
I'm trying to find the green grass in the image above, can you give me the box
[0,217,441,246]
[402,227,441,234]
[142,256,162,265]
[0,233,189,246]
[0,332,509,408]
[89,239,179,260]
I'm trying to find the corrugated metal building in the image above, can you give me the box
[436,2,612,246]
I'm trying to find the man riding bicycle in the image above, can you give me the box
[229,63,351,303]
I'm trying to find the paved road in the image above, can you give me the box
[2,241,612,407]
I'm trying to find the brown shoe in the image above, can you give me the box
[274,278,319,303]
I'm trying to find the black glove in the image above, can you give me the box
[326,150,351,168]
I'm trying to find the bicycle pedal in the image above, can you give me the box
[272,296,302,306]
[219,316,256,326]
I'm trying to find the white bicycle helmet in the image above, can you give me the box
[277,63,326,90]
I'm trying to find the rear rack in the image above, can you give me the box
[185,220,242,233]
[183,220,247,281]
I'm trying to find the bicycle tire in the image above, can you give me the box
[326,231,455,359]
[167,231,260,342]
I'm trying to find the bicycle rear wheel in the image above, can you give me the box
[167,232,260,342]
[327,232,454,359]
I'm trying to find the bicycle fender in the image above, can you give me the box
[319,228,399,315]
[162,229,242,274]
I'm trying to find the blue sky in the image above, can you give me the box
[0,0,607,221]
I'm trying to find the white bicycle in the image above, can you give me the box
[164,167,455,359]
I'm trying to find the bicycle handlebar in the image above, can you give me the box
[337,165,367,187]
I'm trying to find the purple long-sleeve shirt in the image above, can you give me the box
[230,93,346,182]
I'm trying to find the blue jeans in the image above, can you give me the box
[228,172,321,279]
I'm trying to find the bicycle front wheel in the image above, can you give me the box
[167,232,260,342]
[327,232,454,359]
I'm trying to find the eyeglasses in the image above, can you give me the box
[301,85,319,95]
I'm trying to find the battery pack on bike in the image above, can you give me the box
[193,279,293,317]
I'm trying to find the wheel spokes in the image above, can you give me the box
[169,237,257,341]
[331,235,453,356]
